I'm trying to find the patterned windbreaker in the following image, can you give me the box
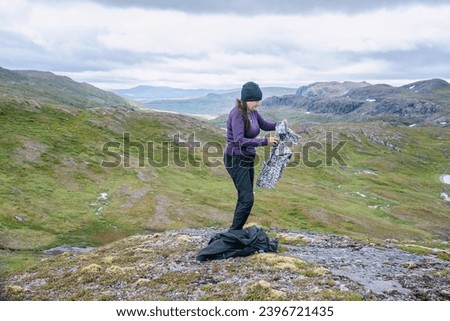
[256,120,299,188]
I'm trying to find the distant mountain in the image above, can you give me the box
[0,67,136,109]
[113,86,297,115]
[296,81,370,98]
[112,85,238,102]
[401,78,450,94]
[147,92,236,116]
[262,79,450,125]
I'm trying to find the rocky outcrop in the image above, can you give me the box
[262,79,450,124]
[401,78,450,94]
[1,228,449,301]
[296,81,370,98]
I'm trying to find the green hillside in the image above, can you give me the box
[1,79,449,276]
[0,67,138,109]
[1,100,449,275]
[0,98,227,273]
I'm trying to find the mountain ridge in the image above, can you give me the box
[112,85,297,102]
[112,78,450,123]
[112,85,239,101]
[114,86,297,116]
[0,67,138,110]
[262,79,450,125]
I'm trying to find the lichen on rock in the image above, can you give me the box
[1,228,449,301]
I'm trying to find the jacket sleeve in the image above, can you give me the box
[230,112,268,147]
[256,111,277,131]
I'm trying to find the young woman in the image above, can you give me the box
[224,81,279,230]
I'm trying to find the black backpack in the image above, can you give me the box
[196,226,278,262]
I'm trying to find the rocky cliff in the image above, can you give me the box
[262,79,450,125]
[2,227,449,301]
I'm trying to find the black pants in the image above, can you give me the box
[224,154,255,230]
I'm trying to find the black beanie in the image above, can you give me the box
[241,81,263,102]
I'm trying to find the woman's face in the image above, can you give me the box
[246,101,260,111]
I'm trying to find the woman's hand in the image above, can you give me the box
[268,136,279,146]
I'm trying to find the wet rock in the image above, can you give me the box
[42,245,94,256]
[278,229,449,300]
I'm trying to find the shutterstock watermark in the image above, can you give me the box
[101,132,347,168]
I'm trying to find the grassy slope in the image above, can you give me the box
[0,67,133,109]
[1,99,449,276]
[257,122,450,241]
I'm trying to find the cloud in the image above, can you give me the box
[36,0,450,15]
[1,0,450,89]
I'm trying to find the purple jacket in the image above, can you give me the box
[225,107,276,156]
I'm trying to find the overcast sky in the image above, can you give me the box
[1,0,450,90]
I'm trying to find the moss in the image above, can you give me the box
[101,256,117,264]
[0,250,41,278]
[249,253,318,276]
[2,285,25,300]
[436,252,450,261]
[78,264,103,283]
[401,262,418,269]
[199,283,236,301]
[397,244,450,262]
[106,265,125,275]
[210,263,220,273]
[278,237,309,246]
[277,235,309,246]
[434,269,450,276]
[224,262,241,274]
[300,267,330,277]
[243,280,286,301]
[80,263,102,274]
[276,245,290,254]
[321,290,364,301]
[398,245,432,256]
[67,288,96,301]
[98,265,138,285]
[148,271,201,291]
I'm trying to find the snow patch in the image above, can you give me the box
[91,192,110,215]
[440,175,450,185]
[354,192,367,198]
[98,193,108,200]
[355,170,378,175]
[441,193,450,202]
